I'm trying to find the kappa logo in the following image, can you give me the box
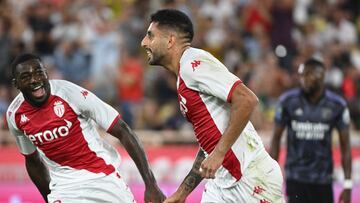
[295,108,303,116]
[20,114,29,124]
[253,185,265,196]
[191,60,201,71]
[81,90,89,99]
[53,101,65,118]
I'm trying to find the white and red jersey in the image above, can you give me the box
[6,80,121,189]
[178,47,265,188]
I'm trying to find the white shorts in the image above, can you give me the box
[47,171,136,203]
[201,152,285,203]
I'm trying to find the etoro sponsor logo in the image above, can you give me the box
[25,119,72,145]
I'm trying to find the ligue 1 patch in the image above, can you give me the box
[53,101,65,118]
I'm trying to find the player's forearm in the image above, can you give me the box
[339,130,352,180]
[25,152,50,202]
[111,120,156,185]
[269,126,284,161]
[213,85,258,156]
[269,139,280,161]
[176,149,205,197]
[341,143,352,180]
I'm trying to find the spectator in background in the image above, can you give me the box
[0,15,12,85]
[89,19,120,103]
[27,2,55,57]
[270,58,352,203]
[53,40,90,86]
[116,48,144,128]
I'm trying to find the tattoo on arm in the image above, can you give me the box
[180,149,206,194]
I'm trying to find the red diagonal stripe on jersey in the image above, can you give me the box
[178,78,242,180]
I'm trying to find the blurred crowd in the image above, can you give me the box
[1,0,360,146]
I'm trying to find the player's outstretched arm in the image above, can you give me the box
[25,151,50,203]
[269,124,285,161]
[109,119,165,203]
[338,128,352,203]
[200,83,258,179]
[164,148,205,203]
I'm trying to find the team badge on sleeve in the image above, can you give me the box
[54,101,65,118]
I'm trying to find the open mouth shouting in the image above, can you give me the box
[31,84,46,98]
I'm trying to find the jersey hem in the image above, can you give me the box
[21,149,37,157]
[227,80,242,102]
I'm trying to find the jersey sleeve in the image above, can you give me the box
[6,109,36,155]
[335,106,350,131]
[180,58,242,102]
[58,81,120,132]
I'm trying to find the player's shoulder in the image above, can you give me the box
[180,47,220,73]
[50,79,84,94]
[6,93,25,117]
[278,88,301,103]
[50,79,80,90]
[324,89,347,107]
[50,79,89,101]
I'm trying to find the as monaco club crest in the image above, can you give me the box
[53,101,65,118]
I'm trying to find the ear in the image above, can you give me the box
[12,78,18,89]
[167,34,176,49]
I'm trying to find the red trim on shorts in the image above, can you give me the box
[227,80,242,103]
[107,114,121,133]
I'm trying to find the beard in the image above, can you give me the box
[23,81,51,107]
[148,52,165,66]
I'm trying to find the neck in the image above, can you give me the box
[305,87,324,104]
[163,44,190,76]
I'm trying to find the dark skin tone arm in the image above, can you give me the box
[338,128,352,203]
[269,124,286,161]
[109,119,165,203]
[164,148,206,203]
[25,151,50,203]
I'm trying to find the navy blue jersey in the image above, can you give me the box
[275,88,350,184]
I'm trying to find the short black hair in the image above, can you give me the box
[150,9,194,43]
[304,58,325,70]
[11,53,42,78]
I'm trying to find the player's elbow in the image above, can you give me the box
[233,84,258,110]
[246,91,259,108]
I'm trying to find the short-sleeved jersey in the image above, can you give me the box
[6,80,121,189]
[178,47,265,188]
[275,88,350,184]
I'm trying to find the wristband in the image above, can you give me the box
[343,179,353,189]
